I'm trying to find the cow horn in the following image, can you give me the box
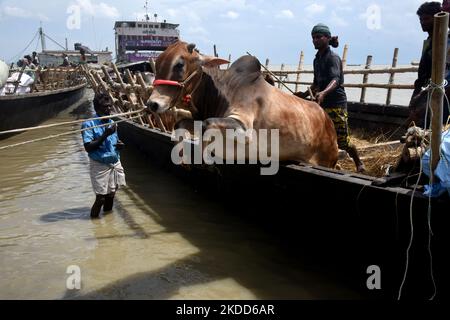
[187,43,196,54]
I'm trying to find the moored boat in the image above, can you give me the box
[0,63,87,139]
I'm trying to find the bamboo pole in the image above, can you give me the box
[430,11,449,177]
[125,68,155,128]
[272,80,414,89]
[135,72,156,129]
[31,66,41,93]
[269,66,417,75]
[342,44,349,70]
[295,51,304,92]
[386,48,399,106]
[12,65,26,94]
[149,58,156,74]
[42,69,47,91]
[360,55,373,103]
[111,63,145,125]
[135,72,153,101]
[278,63,285,89]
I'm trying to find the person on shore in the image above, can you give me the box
[295,23,365,173]
[79,48,87,65]
[81,92,126,218]
[61,53,70,67]
[409,1,449,127]
[31,51,39,66]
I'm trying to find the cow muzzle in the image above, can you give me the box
[147,100,161,113]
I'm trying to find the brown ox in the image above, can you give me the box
[147,41,338,168]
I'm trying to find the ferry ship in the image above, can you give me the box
[114,9,180,64]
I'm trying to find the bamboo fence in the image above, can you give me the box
[7,66,86,94]
[265,46,418,106]
[80,64,175,132]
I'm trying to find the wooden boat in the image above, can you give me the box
[113,107,448,299]
[83,61,449,299]
[0,64,86,139]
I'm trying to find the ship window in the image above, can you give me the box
[155,25,159,28]
[143,24,147,28]
[138,24,142,28]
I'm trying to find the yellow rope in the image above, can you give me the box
[0,109,145,136]
[0,115,142,151]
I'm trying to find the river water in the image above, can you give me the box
[0,90,363,299]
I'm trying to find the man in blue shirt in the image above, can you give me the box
[82,92,126,218]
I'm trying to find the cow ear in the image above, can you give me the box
[187,43,196,54]
[199,55,229,68]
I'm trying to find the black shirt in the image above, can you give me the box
[414,37,432,96]
[313,46,347,108]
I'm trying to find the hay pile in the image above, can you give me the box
[338,129,403,177]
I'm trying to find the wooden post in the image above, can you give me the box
[360,55,372,103]
[129,69,165,131]
[31,66,41,93]
[265,58,270,69]
[227,54,231,69]
[278,63,285,89]
[295,51,304,92]
[48,68,54,90]
[342,44,348,70]
[430,12,449,177]
[213,44,218,57]
[386,48,399,106]
[42,69,47,91]
[149,58,156,74]
[135,72,156,129]
[12,65,26,94]
[112,63,145,125]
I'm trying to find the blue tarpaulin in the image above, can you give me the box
[422,130,450,197]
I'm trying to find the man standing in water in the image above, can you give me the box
[295,23,365,173]
[81,92,126,218]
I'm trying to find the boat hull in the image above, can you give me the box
[116,114,449,299]
[0,84,86,138]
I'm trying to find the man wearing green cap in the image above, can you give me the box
[296,23,365,173]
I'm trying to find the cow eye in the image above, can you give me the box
[174,61,184,70]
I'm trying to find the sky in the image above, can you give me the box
[0,0,439,65]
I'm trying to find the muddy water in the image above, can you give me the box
[0,91,361,299]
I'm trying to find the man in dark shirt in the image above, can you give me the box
[410,1,449,127]
[296,23,365,173]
